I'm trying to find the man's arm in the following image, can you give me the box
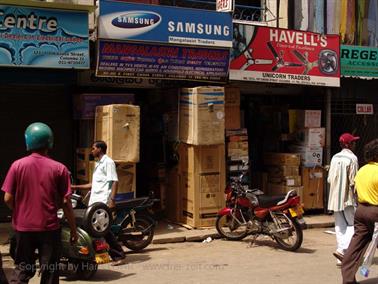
[62,198,78,243]
[4,192,13,209]
[71,183,92,191]
[108,181,118,208]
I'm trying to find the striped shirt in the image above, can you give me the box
[327,148,359,212]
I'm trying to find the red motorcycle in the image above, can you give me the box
[216,165,305,251]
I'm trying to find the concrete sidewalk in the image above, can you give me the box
[152,214,335,244]
[0,214,335,247]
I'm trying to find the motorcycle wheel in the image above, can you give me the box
[122,216,154,252]
[273,216,303,251]
[216,214,248,241]
[76,261,98,280]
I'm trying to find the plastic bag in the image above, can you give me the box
[359,223,378,277]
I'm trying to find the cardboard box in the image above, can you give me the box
[295,128,325,147]
[266,166,299,178]
[227,141,248,158]
[288,109,297,133]
[301,167,324,209]
[225,105,241,130]
[290,145,323,167]
[179,143,226,228]
[268,184,303,201]
[95,104,140,163]
[296,110,321,128]
[75,148,94,181]
[263,153,301,166]
[225,87,240,106]
[270,176,302,186]
[116,163,136,197]
[179,87,225,145]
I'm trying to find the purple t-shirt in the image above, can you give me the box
[1,153,71,232]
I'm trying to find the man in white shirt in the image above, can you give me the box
[72,140,126,266]
[327,133,359,267]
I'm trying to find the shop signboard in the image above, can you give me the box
[356,104,374,115]
[341,45,378,78]
[96,39,230,82]
[98,0,233,48]
[0,4,89,69]
[230,24,340,87]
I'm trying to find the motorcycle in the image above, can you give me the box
[10,198,112,280]
[111,192,159,251]
[74,191,159,252]
[216,162,305,251]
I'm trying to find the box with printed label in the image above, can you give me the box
[295,128,325,147]
[179,87,225,145]
[290,145,323,167]
[296,110,321,128]
[95,104,140,163]
[178,143,226,228]
[263,153,301,166]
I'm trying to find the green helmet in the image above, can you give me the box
[25,122,54,151]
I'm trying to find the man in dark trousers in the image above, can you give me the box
[72,140,126,266]
[2,122,78,284]
[342,139,378,284]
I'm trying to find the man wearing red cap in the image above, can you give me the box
[327,132,360,267]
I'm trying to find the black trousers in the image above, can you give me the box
[10,230,61,284]
[342,204,378,284]
[0,253,8,284]
[104,231,125,261]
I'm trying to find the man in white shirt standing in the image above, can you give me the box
[327,133,360,267]
[73,140,126,266]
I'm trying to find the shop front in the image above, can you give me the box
[0,1,91,221]
[227,23,340,212]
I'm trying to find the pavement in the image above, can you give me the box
[0,213,335,249]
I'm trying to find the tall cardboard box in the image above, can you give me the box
[225,87,241,130]
[116,163,136,200]
[301,167,324,209]
[179,87,225,145]
[179,143,226,228]
[296,110,321,128]
[295,128,325,147]
[289,145,323,167]
[95,104,140,162]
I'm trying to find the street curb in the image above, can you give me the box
[152,222,334,245]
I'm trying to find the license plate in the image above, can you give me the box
[289,206,304,218]
[95,252,111,264]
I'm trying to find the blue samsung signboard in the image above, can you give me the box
[0,5,89,68]
[98,0,233,48]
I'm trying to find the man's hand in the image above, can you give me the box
[70,229,78,244]
[108,199,116,209]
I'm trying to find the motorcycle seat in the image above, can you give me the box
[115,197,149,210]
[257,194,289,208]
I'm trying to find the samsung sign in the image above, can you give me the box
[99,0,233,48]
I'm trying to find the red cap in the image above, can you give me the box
[339,133,360,144]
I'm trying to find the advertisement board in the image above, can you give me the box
[98,0,233,48]
[96,40,230,82]
[341,45,378,78]
[0,5,89,68]
[230,24,340,87]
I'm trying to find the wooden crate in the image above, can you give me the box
[301,167,324,210]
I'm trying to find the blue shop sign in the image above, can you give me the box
[0,5,89,69]
[98,0,233,48]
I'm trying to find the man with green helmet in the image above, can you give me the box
[2,122,78,284]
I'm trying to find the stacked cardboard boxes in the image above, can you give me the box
[93,104,141,200]
[177,87,226,228]
[288,109,324,209]
[264,153,303,201]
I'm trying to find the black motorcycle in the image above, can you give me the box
[111,192,159,251]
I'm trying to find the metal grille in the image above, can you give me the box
[160,0,265,22]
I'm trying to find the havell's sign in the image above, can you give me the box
[230,24,340,87]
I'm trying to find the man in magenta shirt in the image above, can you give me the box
[2,122,77,284]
